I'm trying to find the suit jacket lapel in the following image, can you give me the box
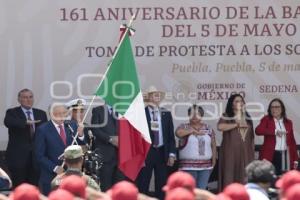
[145,106,151,128]
[145,107,154,142]
[107,106,119,134]
[32,108,41,123]
[17,107,29,134]
[160,108,167,142]
[17,106,27,120]
[32,108,40,129]
[109,109,116,126]
[283,119,291,144]
[269,117,276,135]
[64,124,74,145]
[32,108,37,120]
[283,120,289,132]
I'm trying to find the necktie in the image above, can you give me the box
[26,111,35,137]
[152,110,159,147]
[58,124,67,145]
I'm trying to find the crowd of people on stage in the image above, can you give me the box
[1,87,299,200]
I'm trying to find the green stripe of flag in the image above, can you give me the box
[95,33,140,115]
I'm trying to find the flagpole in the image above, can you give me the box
[71,14,136,145]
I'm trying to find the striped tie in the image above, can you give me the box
[26,111,35,138]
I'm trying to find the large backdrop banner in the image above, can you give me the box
[0,0,300,149]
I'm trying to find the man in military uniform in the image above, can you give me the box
[51,145,100,191]
[66,99,95,151]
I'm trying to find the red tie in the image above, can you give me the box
[58,124,66,145]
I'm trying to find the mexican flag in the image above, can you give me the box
[95,31,151,180]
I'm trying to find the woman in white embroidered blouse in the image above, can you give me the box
[175,105,217,189]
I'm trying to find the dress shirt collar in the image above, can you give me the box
[106,104,113,114]
[148,105,160,113]
[21,106,33,114]
[51,120,64,129]
[245,183,269,197]
[274,118,283,123]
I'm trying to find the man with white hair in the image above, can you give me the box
[35,103,85,195]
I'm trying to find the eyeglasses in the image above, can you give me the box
[271,106,281,109]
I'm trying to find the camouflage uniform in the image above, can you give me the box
[51,145,100,191]
[51,168,100,191]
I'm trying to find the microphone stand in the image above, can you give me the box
[87,129,94,151]
[67,122,79,145]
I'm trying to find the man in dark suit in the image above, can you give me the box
[91,104,124,191]
[136,86,176,200]
[35,103,85,195]
[4,88,47,187]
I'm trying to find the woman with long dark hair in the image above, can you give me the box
[255,98,298,175]
[217,94,255,190]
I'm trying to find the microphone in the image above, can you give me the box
[87,130,94,150]
[88,130,93,139]
[64,120,72,124]
[64,120,74,133]
[68,124,74,133]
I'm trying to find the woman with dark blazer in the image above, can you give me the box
[255,98,298,174]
